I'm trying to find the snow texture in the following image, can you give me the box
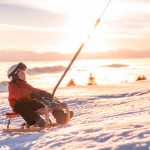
[0,81,150,150]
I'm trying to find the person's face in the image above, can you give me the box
[18,70,26,81]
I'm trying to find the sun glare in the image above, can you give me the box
[3,0,147,54]
[63,0,113,53]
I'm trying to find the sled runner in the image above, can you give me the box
[3,103,70,133]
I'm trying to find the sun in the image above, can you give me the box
[67,18,112,53]
[64,0,113,53]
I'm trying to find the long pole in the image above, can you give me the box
[52,0,111,98]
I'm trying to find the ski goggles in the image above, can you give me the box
[8,62,27,78]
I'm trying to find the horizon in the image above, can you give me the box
[0,49,150,61]
[0,0,150,56]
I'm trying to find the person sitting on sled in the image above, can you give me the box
[7,62,73,127]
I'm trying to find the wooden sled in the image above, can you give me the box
[3,103,70,133]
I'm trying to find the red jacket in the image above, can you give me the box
[8,80,41,110]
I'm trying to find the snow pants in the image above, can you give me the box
[13,100,44,126]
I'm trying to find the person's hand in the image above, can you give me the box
[39,90,52,100]
[31,90,52,100]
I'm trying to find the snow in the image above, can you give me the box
[0,81,150,150]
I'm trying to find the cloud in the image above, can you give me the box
[0,49,150,61]
[135,0,150,3]
[104,5,150,35]
[0,23,66,33]
[0,1,149,52]
[0,3,70,28]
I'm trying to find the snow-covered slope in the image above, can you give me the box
[0,81,150,150]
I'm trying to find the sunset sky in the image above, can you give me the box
[0,0,149,54]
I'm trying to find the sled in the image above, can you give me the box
[3,103,70,133]
[3,124,58,133]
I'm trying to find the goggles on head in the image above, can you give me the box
[8,62,27,78]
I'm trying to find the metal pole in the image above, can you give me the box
[52,0,111,98]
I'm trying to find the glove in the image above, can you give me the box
[31,90,52,101]
[39,90,52,101]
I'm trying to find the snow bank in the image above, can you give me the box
[0,81,8,93]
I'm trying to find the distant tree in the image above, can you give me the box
[67,79,76,87]
[136,75,147,81]
[87,73,97,85]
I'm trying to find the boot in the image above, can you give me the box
[53,109,74,124]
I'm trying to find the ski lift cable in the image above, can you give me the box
[52,0,112,99]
